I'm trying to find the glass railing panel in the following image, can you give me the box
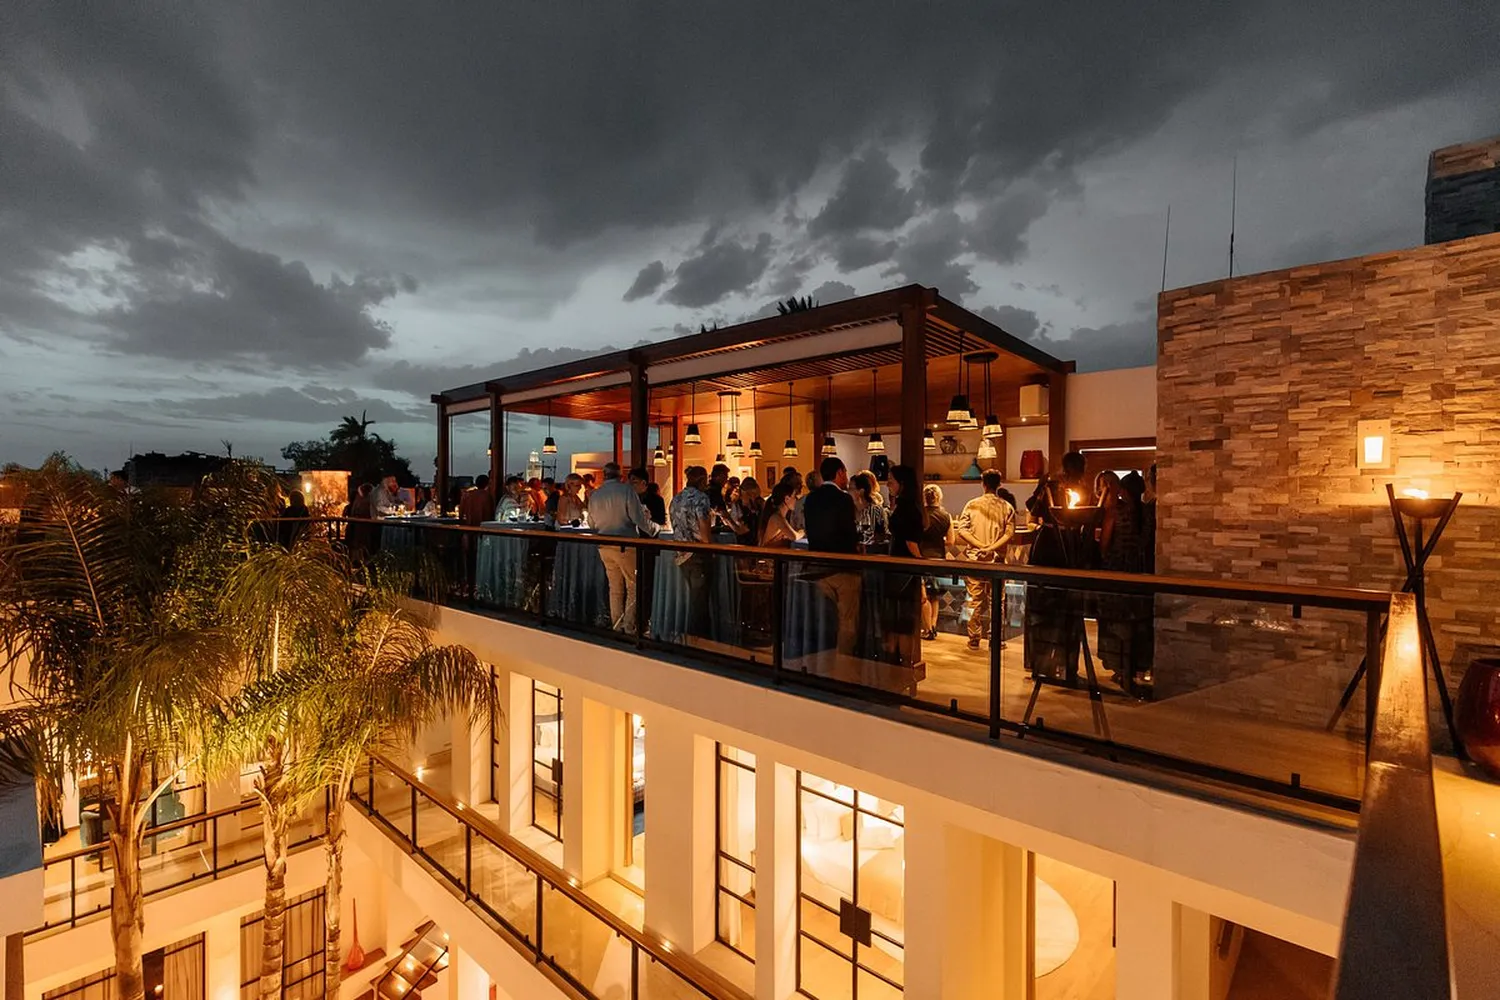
[545,532,615,631]
[413,798,464,879]
[217,808,267,871]
[139,820,213,895]
[468,834,539,946]
[998,586,1371,802]
[472,525,547,614]
[648,544,764,664]
[369,763,414,841]
[539,882,619,995]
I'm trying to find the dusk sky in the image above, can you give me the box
[3,3,1498,475]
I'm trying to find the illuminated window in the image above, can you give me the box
[715,744,757,962]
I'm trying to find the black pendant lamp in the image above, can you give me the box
[866,369,885,454]
[946,331,970,423]
[821,375,837,456]
[783,381,800,457]
[747,388,763,458]
[542,398,557,454]
[684,381,702,445]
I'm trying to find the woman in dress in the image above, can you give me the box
[918,484,952,640]
[1096,471,1151,694]
[729,476,764,545]
[555,474,586,525]
[758,481,800,548]
[850,471,889,554]
[883,464,925,671]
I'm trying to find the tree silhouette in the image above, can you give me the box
[776,295,818,315]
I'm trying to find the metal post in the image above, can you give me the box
[631,943,640,1000]
[635,542,648,647]
[69,856,76,925]
[771,558,785,674]
[409,784,418,846]
[534,879,544,959]
[464,827,473,900]
[212,813,219,875]
[1365,608,1382,755]
[990,568,1004,739]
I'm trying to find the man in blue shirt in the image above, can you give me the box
[587,462,659,634]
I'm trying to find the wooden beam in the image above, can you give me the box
[629,357,649,471]
[487,386,503,486]
[898,294,931,478]
[1047,369,1069,474]
[672,416,684,495]
[432,395,451,510]
[612,422,624,467]
[930,297,1071,374]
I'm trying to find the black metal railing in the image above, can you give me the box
[351,756,748,1000]
[31,794,327,936]
[1331,592,1453,998]
[300,516,1394,812]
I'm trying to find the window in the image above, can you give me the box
[715,744,756,962]
[532,680,563,840]
[45,934,205,1000]
[797,772,904,999]
[240,888,326,1000]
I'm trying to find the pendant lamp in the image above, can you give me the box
[542,398,557,454]
[747,388,763,457]
[977,351,1004,438]
[684,381,702,445]
[722,390,743,454]
[957,357,979,430]
[946,331,970,423]
[923,427,936,451]
[820,375,837,456]
[866,369,885,454]
[782,381,800,457]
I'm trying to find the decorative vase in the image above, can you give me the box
[1019,450,1046,480]
[1456,658,1500,778]
[343,898,367,972]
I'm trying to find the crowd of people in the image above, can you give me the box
[437,449,1157,687]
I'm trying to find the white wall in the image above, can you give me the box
[1066,365,1157,444]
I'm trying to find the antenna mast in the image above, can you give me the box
[1228,156,1238,278]
[1160,204,1172,293]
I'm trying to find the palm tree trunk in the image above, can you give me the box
[258,744,289,1000]
[108,757,148,1000]
[323,787,347,997]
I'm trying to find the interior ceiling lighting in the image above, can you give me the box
[653,421,667,466]
[958,357,979,430]
[783,380,800,457]
[971,350,1004,439]
[866,369,885,454]
[542,398,558,454]
[722,389,743,453]
[684,381,701,445]
[923,427,936,451]
[747,388,763,458]
[947,330,970,423]
[821,374,837,456]
[977,437,998,461]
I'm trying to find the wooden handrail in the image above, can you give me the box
[1331,593,1453,999]
[42,797,261,866]
[293,516,1391,612]
[364,755,751,1000]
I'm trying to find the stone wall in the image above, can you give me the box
[1426,135,1500,245]
[1155,231,1500,738]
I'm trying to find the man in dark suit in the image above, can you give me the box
[802,457,862,671]
[803,457,858,553]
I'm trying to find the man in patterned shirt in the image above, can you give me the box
[668,465,714,638]
[954,469,1015,649]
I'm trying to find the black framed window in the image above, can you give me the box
[45,934,205,1000]
[240,888,326,1000]
[715,744,757,962]
[796,771,905,999]
[532,679,563,840]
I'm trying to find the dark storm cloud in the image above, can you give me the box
[828,236,899,273]
[808,153,916,238]
[662,233,775,308]
[622,260,668,302]
[977,305,1046,342]
[981,303,1156,372]
[373,342,651,400]
[882,210,977,300]
[159,386,424,424]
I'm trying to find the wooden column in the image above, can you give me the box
[612,423,624,467]
[898,292,932,480]
[486,381,503,485]
[431,394,450,509]
[629,356,650,471]
[1047,364,1072,474]
[672,416,684,495]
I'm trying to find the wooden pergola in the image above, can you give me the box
[431,284,1072,500]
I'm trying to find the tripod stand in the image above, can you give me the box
[1325,484,1463,755]
[1021,506,1113,742]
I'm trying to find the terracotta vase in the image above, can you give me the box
[343,898,367,972]
[1019,450,1046,480]
[1455,657,1500,779]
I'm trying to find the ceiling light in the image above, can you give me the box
[923,428,936,451]
[684,423,701,445]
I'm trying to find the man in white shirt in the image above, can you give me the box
[954,470,1016,649]
[370,474,403,516]
[587,463,659,635]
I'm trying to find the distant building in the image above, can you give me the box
[122,451,227,489]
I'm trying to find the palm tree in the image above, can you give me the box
[330,411,375,446]
[212,536,349,1000]
[776,294,818,315]
[299,566,495,996]
[0,458,279,1000]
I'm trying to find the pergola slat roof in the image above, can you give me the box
[437,284,1070,425]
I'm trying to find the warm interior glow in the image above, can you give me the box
[1403,487,1429,500]
[1362,434,1385,466]
[1066,489,1081,509]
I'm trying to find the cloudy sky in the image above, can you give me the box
[3,2,1497,475]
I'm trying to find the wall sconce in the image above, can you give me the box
[1356,419,1392,471]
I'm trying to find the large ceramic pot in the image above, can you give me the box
[1019,449,1046,480]
[1456,657,1500,779]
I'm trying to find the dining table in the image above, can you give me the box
[649,530,745,647]
[475,520,537,609]
[379,515,458,553]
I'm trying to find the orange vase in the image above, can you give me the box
[343,898,367,972]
